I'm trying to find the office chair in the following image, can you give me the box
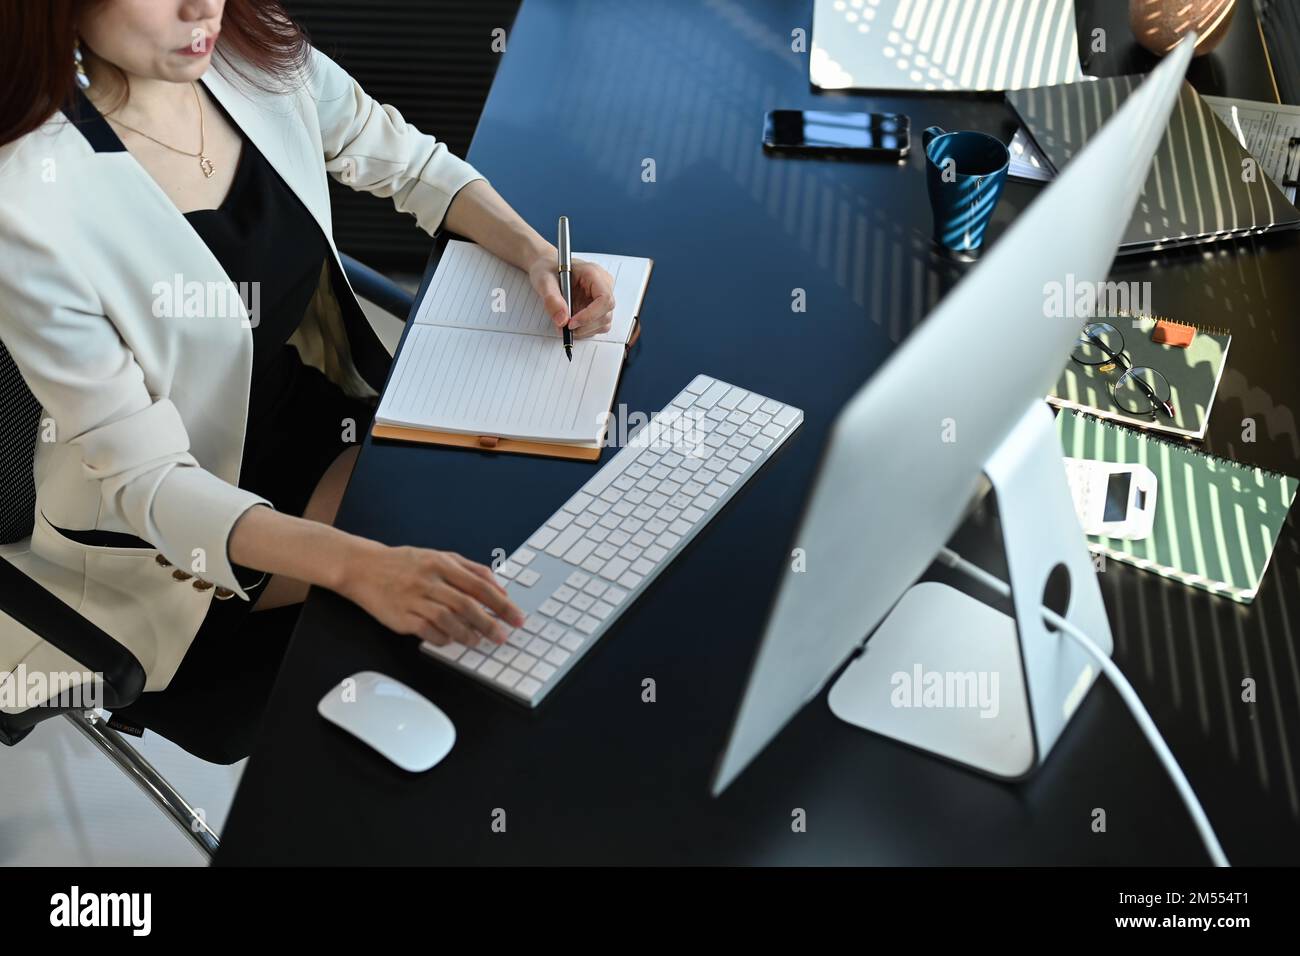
[0,256,414,861]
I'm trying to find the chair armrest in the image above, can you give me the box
[341,253,416,322]
[0,556,145,709]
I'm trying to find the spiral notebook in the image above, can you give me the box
[1056,410,1297,604]
[372,239,653,461]
[1008,77,1300,252]
[1047,312,1231,440]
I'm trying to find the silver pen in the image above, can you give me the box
[558,216,573,361]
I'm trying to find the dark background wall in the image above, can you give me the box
[1256,0,1300,104]
[284,0,522,273]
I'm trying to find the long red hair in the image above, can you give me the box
[0,0,310,148]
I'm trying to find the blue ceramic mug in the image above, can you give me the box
[923,126,1009,253]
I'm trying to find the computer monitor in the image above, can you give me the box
[712,37,1197,795]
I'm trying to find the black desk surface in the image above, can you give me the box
[217,0,1300,865]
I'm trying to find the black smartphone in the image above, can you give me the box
[763,109,910,159]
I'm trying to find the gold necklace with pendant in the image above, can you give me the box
[105,81,215,179]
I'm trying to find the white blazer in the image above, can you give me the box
[0,45,484,696]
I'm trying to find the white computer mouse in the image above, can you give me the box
[317,671,455,772]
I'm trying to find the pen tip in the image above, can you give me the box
[565,346,573,362]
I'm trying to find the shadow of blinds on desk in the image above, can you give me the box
[1009,77,1300,250]
[810,0,1086,92]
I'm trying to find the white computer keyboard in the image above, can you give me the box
[420,374,804,706]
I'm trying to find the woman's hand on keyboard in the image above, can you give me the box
[527,255,616,339]
[339,542,526,646]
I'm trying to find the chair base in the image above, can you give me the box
[62,710,220,860]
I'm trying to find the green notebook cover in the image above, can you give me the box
[1056,410,1298,604]
[1048,313,1230,440]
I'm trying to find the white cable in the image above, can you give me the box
[936,546,1230,867]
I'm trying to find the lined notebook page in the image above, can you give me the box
[413,239,648,344]
[375,325,625,443]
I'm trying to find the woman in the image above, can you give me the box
[0,0,615,761]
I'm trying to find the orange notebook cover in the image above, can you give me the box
[370,240,653,461]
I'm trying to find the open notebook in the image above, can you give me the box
[372,239,654,460]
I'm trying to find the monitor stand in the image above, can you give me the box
[827,402,1114,780]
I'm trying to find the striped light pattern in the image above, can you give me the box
[1129,0,1238,57]
[1008,75,1300,251]
[811,0,1086,92]
[1056,409,1296,605]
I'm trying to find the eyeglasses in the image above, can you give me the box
[1070,322,1175,419]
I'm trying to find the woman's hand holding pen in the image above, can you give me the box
[527,254,617,339]
[439,182,616,340]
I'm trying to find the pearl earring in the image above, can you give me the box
[74,41,90,90]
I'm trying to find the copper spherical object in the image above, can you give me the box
[1129,0,1237,57]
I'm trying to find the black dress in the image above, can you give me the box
[109,104,380,764]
